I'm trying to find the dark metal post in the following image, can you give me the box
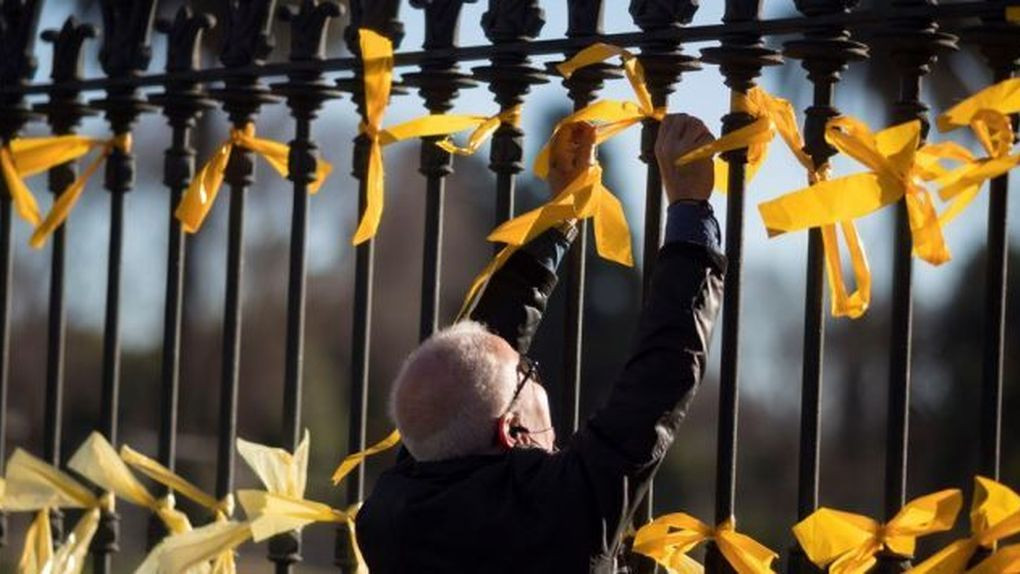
[784,2,867,572]
[0,0,43,550]
[700,2,781,572]
[626,3,700,566]
[474,0,547,229]
[404,0,477,341]
[210,0,280,508]
[961,3,1020,483]
[34,16,98,543]
[146,6,215,550]
[875,4,955,572]
[268,1,343,571]
[335,3,403,571]
[960,7,1019,568]
[550,0,618,438]
[90,2,158,571]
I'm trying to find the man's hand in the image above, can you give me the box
[548,121,597,195]
[655,113,715,204]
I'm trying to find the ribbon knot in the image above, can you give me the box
[633,512,777,574]
[793,488,962,574]
[927,78,1020,227]
[351,29,534,245]
[759,116,955,272]
[910,477,1020,574]
[677,86,811,194]
[2,446,107,574]
[22,132,133,248]
[175,121,332,234]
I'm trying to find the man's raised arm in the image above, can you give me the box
[565,114,725,541]
[466,122,595,354]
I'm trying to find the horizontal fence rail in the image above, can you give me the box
[0,1,1017,573]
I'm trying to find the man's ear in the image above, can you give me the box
[496,414,519,450]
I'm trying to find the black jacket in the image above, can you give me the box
[357,239,726,573]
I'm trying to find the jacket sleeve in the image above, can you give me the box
[466,229,572,354]
[566,240,725,550]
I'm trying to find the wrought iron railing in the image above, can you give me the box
[0,0,1017,573]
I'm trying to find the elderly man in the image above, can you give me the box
[357,114,724,573]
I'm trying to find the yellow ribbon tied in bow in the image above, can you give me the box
[457,43,653,317]
[793,488,963,574]
[352,28,528,245]
[175,123,332,233]
[759,116,954,267]
[910,476,1020,574]
[676,86,805,194]
[0,136,93,229]
[931,78,1020,225]
[1,134,131,248]
[2,447,110,574]
[122,444,236,574]
[68,431,193,536]
[161,431,369,574]
[633,513,778,574]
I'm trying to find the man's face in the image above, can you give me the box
[491,335,556,452]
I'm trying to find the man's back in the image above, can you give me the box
[358,448,606,572]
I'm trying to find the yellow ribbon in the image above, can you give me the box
[121,444,234,520]
[633,513,778,574]
[353,29,523,245]
[457,164,627,319]
[0,135,108,230]
[457,43,652,318]
[2,447,109,574]
[793,488,963,574]
[67,432,192,535]
[175,123,332,234]
[435,106,523,156]
[676,86,807,194]
[1009,6,1020,22]
[909,477,1020,573]
[331,428,402,485]
[759,116,955,267]
[125,450,234,574]
[931,78,1020,225]
[967,543,1020,574]
[159,431,370,573]
[23,134,131,248]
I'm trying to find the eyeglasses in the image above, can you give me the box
[503,356,541,416]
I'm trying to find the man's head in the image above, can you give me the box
[390,321,555,461]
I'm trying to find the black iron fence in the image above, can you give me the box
[0,0,1017,573]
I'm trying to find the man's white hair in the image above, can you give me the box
[390,320,517,461]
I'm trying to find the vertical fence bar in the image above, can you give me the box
[961,5,1020,483]
[335,3,404,570]
[701,3,781,572]
[474,0,547,231]
[551,0,616,438]
[962,9,1019,567]
[34,17,97,543]
[875,5,954,572]
[147,6,215,549]
[404,0,476,342]
[0,0,43,550]
[210,0,280,508]
[783,4,867,572]
[625,7,700,565]
[269,1,343,571]
[90,2,158,571]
